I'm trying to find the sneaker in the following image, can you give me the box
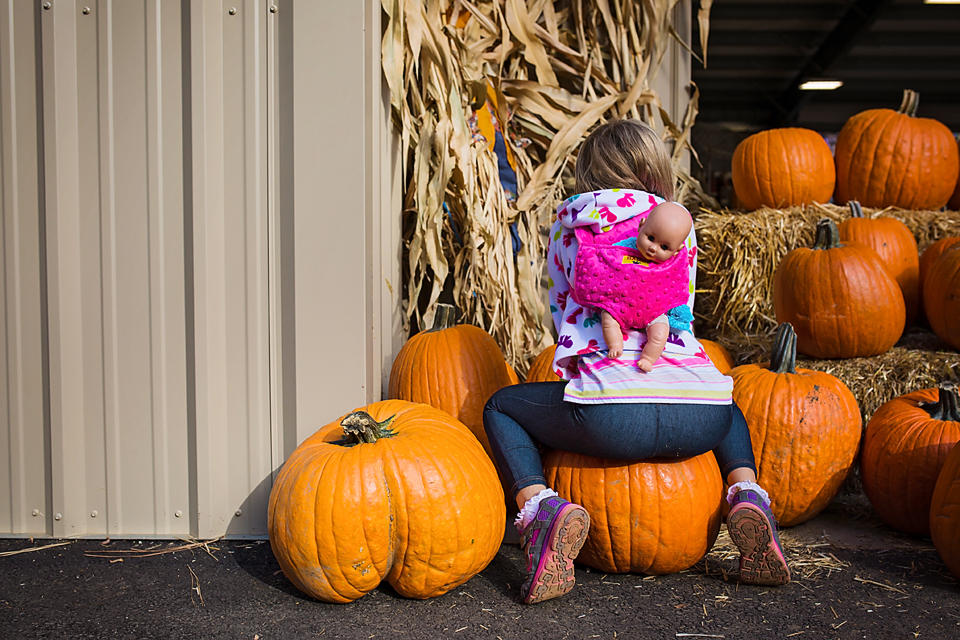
[726,489,791,586]
[518,496,590,604]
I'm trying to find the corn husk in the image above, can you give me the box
[383,0,716,372]
[694,203,960,340]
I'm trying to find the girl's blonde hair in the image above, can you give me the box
[574,119,675,201]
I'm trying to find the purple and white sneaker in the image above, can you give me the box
[518,496,590,604]
[727,488,791,586]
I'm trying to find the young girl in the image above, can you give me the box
[483,119,790,605]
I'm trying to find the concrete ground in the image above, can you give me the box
[2,495,958,640]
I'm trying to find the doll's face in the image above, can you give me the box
[636,204,691,263]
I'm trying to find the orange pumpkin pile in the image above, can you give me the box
[268,400,505,603]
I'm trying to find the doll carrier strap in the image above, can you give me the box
[570,217,689,331]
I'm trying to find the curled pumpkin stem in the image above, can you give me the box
[340,411,397,445]
[921,381,960,422]
[428,303,457,333]
[897,89,919,117]
[812,218,842,250]
[769,323,798,375]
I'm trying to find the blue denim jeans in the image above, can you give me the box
[483,381,757,499]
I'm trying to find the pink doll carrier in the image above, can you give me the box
[570,214,689,331]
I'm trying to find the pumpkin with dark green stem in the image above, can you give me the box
[861,382,960,536]
[773,218,905,359]
[729,323,862,527]
[834,90,959,210]
[268,400,505,603]
[388,303,516,458]
[838,201,919,328]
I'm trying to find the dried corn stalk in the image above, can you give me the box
[382,0,715,372]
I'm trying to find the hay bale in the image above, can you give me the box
[693,204,960,339]
[714,327,960,426]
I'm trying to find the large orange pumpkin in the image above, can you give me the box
[731,127,835,211]
[834,90,960,210]
[838,201,919,328]
[388,303,516,457]
[924,243,960,351]
[918,237,960,326]
[861,382,960,536]
[729,323,862,527]
[526,344,563,382]
[930,439,960,579]
[544,450,722,574]
[268,400,505,603]
[699,338,735,374]
[950,138,960,210]
[773,218,905,359]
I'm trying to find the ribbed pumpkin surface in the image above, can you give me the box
[834,96,959,210]
[731,128,835,211]
[931,442,960,579]
[923,243,960,350]
[919,237,960,324]
[268,400,505,603]
[526,344,562,382]
[729,324,862,527]
[861,386,960,536]
[544,450,722,575]
[699,339,735,374]
[388,318,515,458]
[773,219,905,359]
[838,214,919,327]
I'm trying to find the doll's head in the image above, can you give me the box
[575,119,675,200]
[635,202,692,263]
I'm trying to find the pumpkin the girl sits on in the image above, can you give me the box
[483,118,791,604]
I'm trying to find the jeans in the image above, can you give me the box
[482,381,757,499]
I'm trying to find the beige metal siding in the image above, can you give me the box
[1,0,49,536]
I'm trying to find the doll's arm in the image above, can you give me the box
[601,310,625,359]
[638,321,669,372]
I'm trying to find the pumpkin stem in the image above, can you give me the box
[897,89,919,117]
[919,382,960,422]
[812,218,842,251]
[428,303,457,333]
[848,201,864,219]
[769,323,797,375]
[339,411,397,445]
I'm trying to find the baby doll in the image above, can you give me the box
[602,201,693,371]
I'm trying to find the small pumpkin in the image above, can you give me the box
[268,400,505,602]
[388,303,516,458]
[924,243,960,351]
[773,218,905,359]
[838,201,919,328]
[930,439,960,579]
[700,338,735,374]
[526,344,563,382]
[729,323,862,527]
[731,127,836,211]
[861,382,960,536]
[834,90,960,210]
[544,450,722,574]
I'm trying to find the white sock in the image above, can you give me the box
[514,488,559,530]
[726,481,770,506]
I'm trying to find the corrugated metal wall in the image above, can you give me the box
[0,0,278,539]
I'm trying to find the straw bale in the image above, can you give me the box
[710,327,960,426]
[693,204,960,340]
